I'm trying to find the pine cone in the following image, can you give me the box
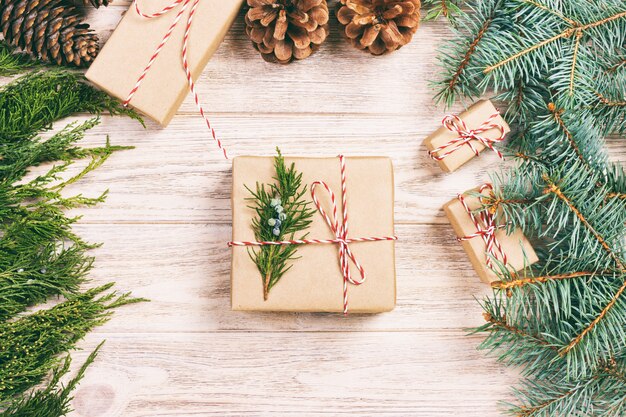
[0,0,99,67]
[337,0,421,55]
[245,0,330,64]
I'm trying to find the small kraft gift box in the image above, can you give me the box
[424,100,510,173]
[229,153,397,314]
[86,0,244,127]
[444,184,539,284]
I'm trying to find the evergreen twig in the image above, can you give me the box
[0,343,105,417]
[435,1,626,414]
[422,0,464,24]
[0,42,38,76]
[246,148,315,300]
[0,46,144,415]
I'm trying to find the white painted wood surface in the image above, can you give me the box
[20,1,621,416]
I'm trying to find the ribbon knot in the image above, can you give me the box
[310,159,368,312]
[125,0,228,158]
[228,155,398,314]
[428,112,505,161]
[456,184,508,269]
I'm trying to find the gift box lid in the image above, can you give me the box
[86,0,244,126]
[444,188,539,284]
[231,155,397,313]
[424,100,510,173]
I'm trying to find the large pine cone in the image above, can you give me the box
[337,0,421,55]
[245,0,330,64]
[0,0,99,67]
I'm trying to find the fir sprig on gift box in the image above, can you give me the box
[246,149,315,300]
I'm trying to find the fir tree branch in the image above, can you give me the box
[518,0,578,26]
[542,176,626,356]
[606,59,626,74]
[595,92,626,108]
[606,193,626,200]
[543,176,626,272]
[484,11,626,74]
[514,379,595,417]
[433,0,504,106]
[437,1,626,412]
[482,312,554,349]
[561,278,626,356]
[491,271,600,291]
[422,0,464,23]
[568,31,583,95]
[449,18,491,93]
[547,104,592,171]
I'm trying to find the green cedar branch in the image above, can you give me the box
[0,343,104,417]
[246,148,315,300]
[0,284,144,403]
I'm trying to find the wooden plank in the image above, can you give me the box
[77,223,494,333]
[50,113,502,224]
[85,5,460,116]
[67,331,518,417]
[50,114,626,224]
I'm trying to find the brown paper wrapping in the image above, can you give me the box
[231,156,396,313]
[444,188,538,284]
[86,0,243,126]
[424,100,510,173]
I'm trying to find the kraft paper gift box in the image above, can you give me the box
[424,100,510,173]
[86,0,243,126]
[444,187,538,284]
[230,156,396,313]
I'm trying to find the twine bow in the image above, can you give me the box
[124,0,228,158]
[456,184,507,269]
[229,155,398,314]
[428,112,505,161]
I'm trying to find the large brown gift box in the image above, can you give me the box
[424,100,510,173]
[444,187,538,284]
[86,0,243,126]
[231,156,396,313]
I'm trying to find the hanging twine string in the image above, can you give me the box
[428,112,505,161]
[229,155,398,314]
[456,184,508,269]
[123,0,228,159]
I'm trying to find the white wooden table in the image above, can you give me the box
[51,2,625,416]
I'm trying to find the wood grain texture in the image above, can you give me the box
[76,223,493,332]
[12,1,621,416]
[68,332,518,417]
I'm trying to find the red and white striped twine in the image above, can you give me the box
[428,112,505,161]
[229,155,398,315]
[124,0,228,159]
[456,184,507,270]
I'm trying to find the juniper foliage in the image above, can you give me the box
[246,148,315,300]
[434,1,626,415]
[0,343,105,417]
[0,42,143,415]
